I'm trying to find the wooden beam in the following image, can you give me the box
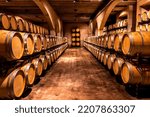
[99,0,123,30]
[33,0,55,30]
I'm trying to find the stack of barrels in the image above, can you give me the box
[0,13,68,99]
[84,31,150,89]
[71,28,81,47]
[137,10,150,31]
[107,19,127,35]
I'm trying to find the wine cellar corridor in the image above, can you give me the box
[23,48,136,100]
[1,0,150,100]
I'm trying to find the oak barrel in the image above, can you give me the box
[41,35,47,50]
[0,69,25,99]
[21,33,34,55]
[0,30,24,60]
[17,19,24,32]
[0,13,10,29]
[21,63,35,86]
[45,52,51,66]
[32,58,43,76]
[100,51,105,63]
[29,23,34,33]
[121,32,150,56]
[141,12,148,21]
[33,34,42,52]
[33,25,37,33]
[121,62,150,85]
[107,54,116,70]
[114,33,124,52]
[113,57,124,75]
[50,52,55,63]
[23,20,30,32]
[39,55,48,70]
[121,62,142,84]
[103,35,108,48]
[107,34,115,49]
[103,52,110,66]
[10,15,18,30]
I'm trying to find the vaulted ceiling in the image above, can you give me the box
[48,0,110,23]
[0,0,133,28]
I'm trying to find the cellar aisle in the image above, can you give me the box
[23,48,136,100]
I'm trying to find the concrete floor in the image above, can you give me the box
[23,48,136,100]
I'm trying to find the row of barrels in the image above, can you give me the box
[0,30,67,61]
[0,13,49,34]
[108,19,127,30]
[107,28,127,35]
[85,31,150,57]
[72,42,81,47]
[137,23,150,31]
[84,42,150,86]
[0,43,68,99]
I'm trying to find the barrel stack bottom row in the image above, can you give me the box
[84,31,150,91]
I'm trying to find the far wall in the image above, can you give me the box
[63,22,89,47]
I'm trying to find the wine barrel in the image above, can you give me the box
[39,55,48,70]
[145,24,150,31]
[45,52,51,66]
[121,62,142,84]
[37,26,40,34]
[32,58,43,76]
[72,29,75,32]
[41,35,47,50]
[122,19,128,27]
[103,52,110,66]
[76,33,80,37]
[39,27,42,34]
[72,38,75,41]
[113,57,124,75]
[0,69,25,99]
[141,12,148,21]
[17,19,24,32]
[10,16,18,30]
[72,33,75,37]
[0,30,24,61]
[23,20,30,32]
[50,52,55,63]
[121,62,150,85]
[21,33,34,55]
[121,32,150,56]
[21,63,35,86]
[140,24,147,31]
[97,50,102,60]
[46,35,50,49]
[53,50,57,61]
[101,36,105,47]
[100,51,105,63]
[0,13,11,29]
[33,34,42,52]
[76,28,80,32]
[76,42,80,46]
[114,33,124,52]
[137,25,140,31]
[29,23,34,33]
[107,34,115,49]
[33,25,37,33]
[107,54,116,70]
[103,35,108,48]
[72,42,76,46]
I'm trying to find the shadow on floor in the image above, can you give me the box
[21,87,32,98]
[125,85,150,99]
